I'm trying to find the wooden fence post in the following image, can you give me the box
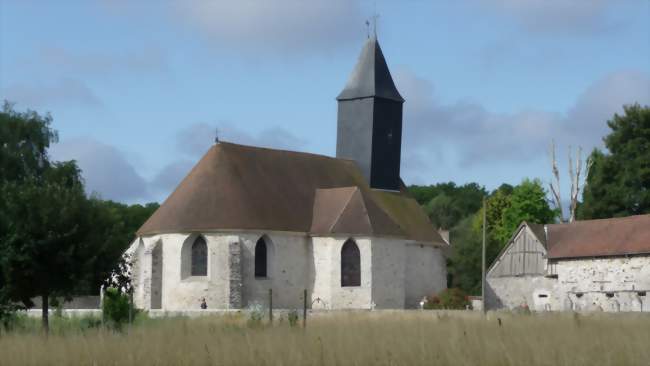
[129,291,134,325]
[303,289,307,329]
[269,288,273,324]
[100,285,104,326]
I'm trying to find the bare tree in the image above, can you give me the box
[549,140,565,222]
[549,141,593,223]
[567,146,593,223]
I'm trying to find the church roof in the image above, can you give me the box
[310,187,403,237]
[137,142,444,245]
[336,37,404,102]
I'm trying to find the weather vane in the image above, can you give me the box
[371,13,379,38]
[366,3,380,39]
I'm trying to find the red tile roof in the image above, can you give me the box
[546,215,650,259]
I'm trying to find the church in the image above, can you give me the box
[127,36,448,311]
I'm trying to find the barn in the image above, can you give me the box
[486,215,650,312]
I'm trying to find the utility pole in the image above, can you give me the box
[481,196,487,315]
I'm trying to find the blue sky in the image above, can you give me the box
[1,0,648,203]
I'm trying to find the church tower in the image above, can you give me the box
[336,36,404,191]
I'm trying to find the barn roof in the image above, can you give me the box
[137,142,444,245]
[546,215,650,259]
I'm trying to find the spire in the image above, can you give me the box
[336,37,404,102]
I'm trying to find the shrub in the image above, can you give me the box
[514,303,531,315]
[424,288,470,310]
[287,310,299,327]
[50,297,64,318]
[102,287,133,329]
[246,302,265,328]
[0,311,24,333]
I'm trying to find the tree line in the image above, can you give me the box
[409,103,649,295]
[0,103,158,332]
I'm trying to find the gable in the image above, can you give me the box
[488,223,548,278]
[311,187,403,237]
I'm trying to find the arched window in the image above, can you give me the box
[341,239,360,287]
[255,237,268,278]
[191,236,207,276]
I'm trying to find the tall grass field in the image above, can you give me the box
[0,311,648,366]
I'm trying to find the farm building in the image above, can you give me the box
[125,36,448,311]
[486,214,650,312]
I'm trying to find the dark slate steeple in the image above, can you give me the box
[336,37,404,190]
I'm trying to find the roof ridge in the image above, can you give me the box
[218,141,363,164]
[548,214,650,227]
[355,189,374,236]
[328,187,358,233]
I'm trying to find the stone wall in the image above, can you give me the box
[404,244,447,308]
[487,256,650,312]
[311,236,373,309]
[555,256,650,312]
[130,231,446,311]
[371,238,406,308]
[239,232,311,309]
[330,237,373,309]
[486,276,561,311]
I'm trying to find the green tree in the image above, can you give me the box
[448,216,483,294]
[451,180,555,294]
[499,179,556,244]
[83,200,159,294]
[0,103,60,325]
[0,104,156,332]
[580,104,650,219]
[0,102,58,182]
[425,194,461,229]
[409,182,486,229]
[0,162,93,332]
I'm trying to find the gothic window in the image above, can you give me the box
[341,239,360,287]
[191,236,207,276]
[255,237,268,278]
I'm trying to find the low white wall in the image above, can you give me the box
[30,296,101,310]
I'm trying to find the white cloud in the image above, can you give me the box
[150,160,195,196]
[150,121,307,198]
[173,0,364,53]
[481,0,627,35]
[2,78,102,108]
[34,46,169,77]
[45,121,308,203]
[50,138,149,202]
[395,67,650,182]
[175,122,307,157]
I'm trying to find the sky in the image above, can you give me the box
[1,0,649,204]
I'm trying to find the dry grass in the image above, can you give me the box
[0,311,648,366]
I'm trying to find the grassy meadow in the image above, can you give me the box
[0,311,648,366]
